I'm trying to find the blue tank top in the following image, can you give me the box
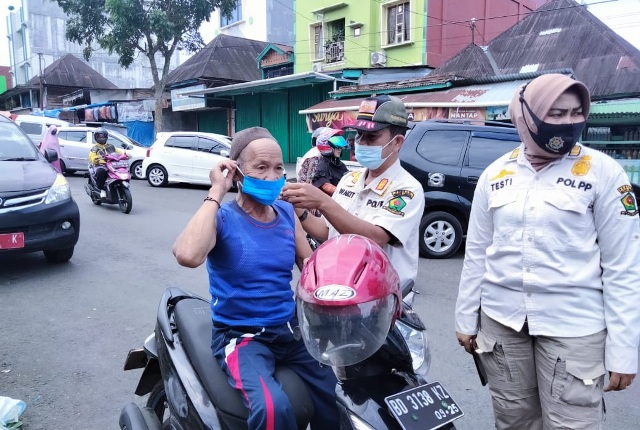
[207,199,297,326]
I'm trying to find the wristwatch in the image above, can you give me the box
[298,210,309,222]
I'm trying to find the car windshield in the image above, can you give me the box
[0,121,40,160]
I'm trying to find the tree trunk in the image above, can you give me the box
[153,86,164,138]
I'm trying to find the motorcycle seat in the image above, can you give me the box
[174,298,314,429]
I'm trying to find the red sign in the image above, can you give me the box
[0,232,25,249]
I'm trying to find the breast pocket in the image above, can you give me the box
[488,192,520,244]
[542,192,594,249]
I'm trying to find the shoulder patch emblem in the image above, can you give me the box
[509,148,520,159]
[384,196,407,216]
[618,185,639,216]
[571,155,591,176]
[392,189,414,199]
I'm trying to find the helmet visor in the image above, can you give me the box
[297,295,395,367]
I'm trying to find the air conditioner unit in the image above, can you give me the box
[370,51,387,67]
[312,63,324,72]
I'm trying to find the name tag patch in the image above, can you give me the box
[556,178,592,191]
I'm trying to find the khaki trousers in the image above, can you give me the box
[476,311,607,430]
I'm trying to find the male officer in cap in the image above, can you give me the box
[283,95,425,284]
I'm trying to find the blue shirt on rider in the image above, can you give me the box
[206,199,296,327]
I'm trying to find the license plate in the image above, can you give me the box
[385,381,464,430]
[112,161,129,168]
[0,232,25,249]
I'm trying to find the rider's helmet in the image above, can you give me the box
[311,127,328,146]
[315,128,348,156]
[296,234,401,367]
[94,127,109,145]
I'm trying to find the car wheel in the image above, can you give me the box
[147,165,168,187]
[419,211,463,259]
[59,160,75,176]
[43,247,74,263]
[131,161,144,180]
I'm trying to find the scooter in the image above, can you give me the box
[84,152,133,214]
[118,281,463,430]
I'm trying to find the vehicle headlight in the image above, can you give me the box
[395,319,431,377]
[45,174,71,204]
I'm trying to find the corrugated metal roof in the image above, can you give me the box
[300,80,529,113]
[398,79,528,106]
[590,99,640,115]
[27,54,117,89]
[166,34,270,86]
[487,0,640,98]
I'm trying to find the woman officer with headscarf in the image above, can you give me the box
[454,73,640,429]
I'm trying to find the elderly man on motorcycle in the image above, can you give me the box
[172,127,339,430]
[89,127,125,199]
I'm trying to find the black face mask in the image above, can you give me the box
[520,94,586,155]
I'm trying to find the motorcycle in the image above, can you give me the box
[118,280,463,430]
[84,152,133,214]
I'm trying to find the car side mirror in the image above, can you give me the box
[44,148,59,163]
[220,149,230,158]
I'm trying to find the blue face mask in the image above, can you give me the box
[240,175,285,206]
[354,137,395,170]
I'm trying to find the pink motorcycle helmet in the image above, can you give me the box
[314,128,347,156]
[296,234,401,367]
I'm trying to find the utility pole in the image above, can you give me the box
[470,18,476,45]
[38,52,44,109]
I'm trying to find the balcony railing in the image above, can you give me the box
[325,40,344,63]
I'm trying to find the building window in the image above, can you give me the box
[312,23,325,60]
[386,1,410,45]
[325,19,345,63]
[265,64,294,79]
[221,0,242,27]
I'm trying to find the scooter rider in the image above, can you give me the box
[311,128,350,196]
[89,127,123,198]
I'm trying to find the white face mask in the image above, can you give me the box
[354,136,395,170]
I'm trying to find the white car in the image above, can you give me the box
[141,132,232,187]
[14,115,71,145]
[56,126,148,179]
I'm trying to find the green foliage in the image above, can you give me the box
[54,0,238,74]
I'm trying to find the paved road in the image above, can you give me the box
[1,175,638,429]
